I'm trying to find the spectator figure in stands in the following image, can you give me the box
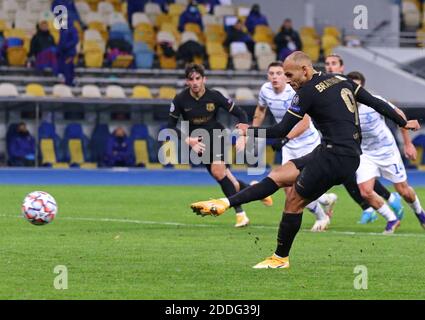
[51,0,85,29]
[152,0,174,13]
[178,1,204,33]
[28,20,58,75]
[127,0,148,27]
[245,4,269,34]
[274,18,302,61]
[106,36,133,67]
[104,127,134,167]
[224,19,254,54]
[177,39,206,66]
[9,123,36,167]
[196,0,220,14]
[57,17,79,86]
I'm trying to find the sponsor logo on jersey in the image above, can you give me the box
[169,103,175,113]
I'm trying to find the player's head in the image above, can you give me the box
[325,54,344,74]
[346,71,366,87]
[267,61,286,91]
[282,51,314,90]
[185,63,206,94]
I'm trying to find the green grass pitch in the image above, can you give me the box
[1,185,425,300]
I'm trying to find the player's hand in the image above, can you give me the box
[185,137,206,154]
[236,123,249,136]
[404,120,420,131]
[235,136,247,153]
[404,142,417,161]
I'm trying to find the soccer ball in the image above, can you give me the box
[22,191,58,226]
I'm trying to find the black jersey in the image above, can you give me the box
[169,88,246,134]
[288,72,362,156]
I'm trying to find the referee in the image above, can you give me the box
[168,63,272,228]
[191,52,420,268]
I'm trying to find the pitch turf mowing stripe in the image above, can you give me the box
[2,214,425,239]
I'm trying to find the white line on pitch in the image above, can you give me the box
[3,213,425,238]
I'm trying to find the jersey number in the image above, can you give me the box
[341,88,359,125]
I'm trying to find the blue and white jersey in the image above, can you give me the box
[258,82,321,150]
[358,95,399,160]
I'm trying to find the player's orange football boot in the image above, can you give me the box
[252,255,290,269]
[190,198,229,216]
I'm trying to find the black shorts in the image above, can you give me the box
[291,144,360,201]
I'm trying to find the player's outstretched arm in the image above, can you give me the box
[356,86,416,129]
[236,111,302,139]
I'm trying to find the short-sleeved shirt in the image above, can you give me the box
[170,87,236,134]
[288,72,362,156]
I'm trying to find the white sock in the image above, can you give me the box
[377,203,397,221]
[318,194,332,206]
[220,198,230,206]
[388,193,396,203]
[306,200,327,220]
[408,195,423,215]
[236,211,246,217]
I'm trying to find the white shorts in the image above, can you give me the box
[356,153,407,184]
[281,141,320,164]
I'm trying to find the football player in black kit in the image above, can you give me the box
[168,63,273,228]
[191,52,420,268]
[325,54,404,224]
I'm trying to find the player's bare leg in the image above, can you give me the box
[358,178,400,234]
[394,181,425,229]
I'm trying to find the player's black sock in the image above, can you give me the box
[237,179,249,191]
[275,212,303,258]
[374,180,391,201]
[218,176,244,213]
[228,177,279,208]
[343,175,370,210]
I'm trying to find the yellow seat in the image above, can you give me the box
[206,41,226,55]
[69,139,84,164]
[107,0,122,11]
[155,13,173,27]
[88,22,109,42]
[0,20,10,32]
[300,26,319,39]
[86,0,101,11]
[209,53,228,70]
[323,26,341,39]
[417,28,425,47]
[132,86,153,99]
[133,29,156,49]
[159,55,177,69]
[134,140,162,168]
[321,34,341,57]
[169,3,185,16]
[84,49,104,67]
[158,86,177,99]
[7,47,27,66]
[40,139,57,165]
[111,54,133,68]
[26,84,45,97]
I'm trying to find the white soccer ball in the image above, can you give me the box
[22,191,58,226]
